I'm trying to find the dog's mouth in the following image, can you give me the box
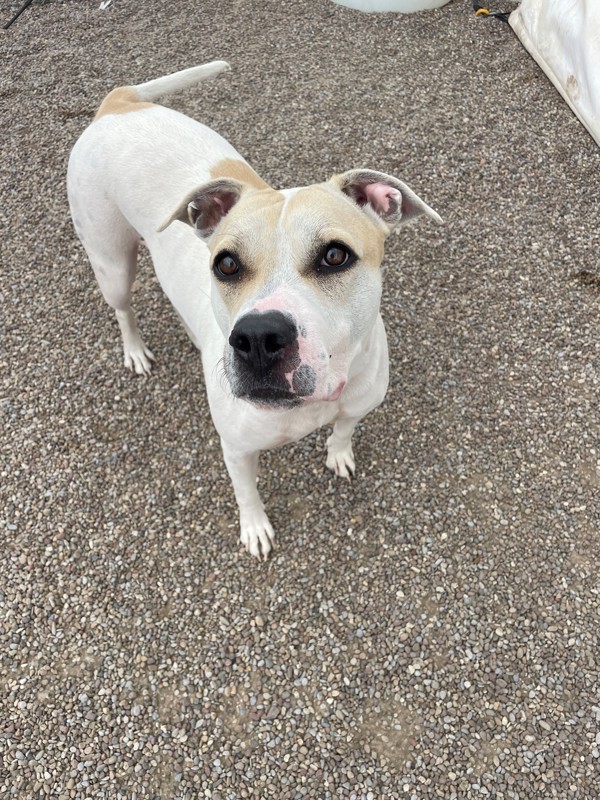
[227,361,346,407]
[238,387,303,409]
[226,345,316,407]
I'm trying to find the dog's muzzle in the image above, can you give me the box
[227,310,316,406]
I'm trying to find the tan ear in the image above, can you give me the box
[332,169,442,231]
[158,179,244,239]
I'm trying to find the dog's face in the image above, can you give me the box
[163,169,441,408]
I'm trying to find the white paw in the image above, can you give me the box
[240,509,275,561]
[123,341,155,375]
[326,439,355,480]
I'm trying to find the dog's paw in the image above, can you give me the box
[326,440,355,480]
[123,340,155,376]
[240,510,275,561]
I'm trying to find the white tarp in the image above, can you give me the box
[510,0,600,146]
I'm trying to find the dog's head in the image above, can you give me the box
[161,167,441,408]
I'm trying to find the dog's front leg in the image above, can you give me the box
[221,442,274,560]
[326,416,362,479]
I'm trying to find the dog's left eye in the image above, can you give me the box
[319,243,355,272]
[214,252,241,280]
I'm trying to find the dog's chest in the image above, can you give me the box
[246,402,341,451]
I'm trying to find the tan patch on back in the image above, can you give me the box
[94,86,154,121]
[210,158,271,191]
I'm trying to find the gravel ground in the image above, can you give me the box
[2,0,600,798]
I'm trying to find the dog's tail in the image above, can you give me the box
[132,61,230,101]
[94,61,230,120]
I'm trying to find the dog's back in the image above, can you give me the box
[66,62,234,374]
[68,61,235,238]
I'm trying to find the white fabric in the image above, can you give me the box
[510,0,600,146]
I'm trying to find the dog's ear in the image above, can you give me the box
[331,169,442,231]
[158,179,243,239]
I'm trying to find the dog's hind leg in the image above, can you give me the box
[70,196,155,375]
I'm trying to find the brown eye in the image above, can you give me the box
[214,252,241,279]
[318,242,355,272]
[323,246,348,268]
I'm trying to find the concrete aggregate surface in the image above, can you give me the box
[1,0,600,798]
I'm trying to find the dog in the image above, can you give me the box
[67,62,442,559]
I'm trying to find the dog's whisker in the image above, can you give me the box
[216,357,229,393]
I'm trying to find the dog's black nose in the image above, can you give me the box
[229,311,297,375]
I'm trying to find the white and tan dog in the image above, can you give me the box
[67,62,441,559]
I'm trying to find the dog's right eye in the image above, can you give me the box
[214,252,241,280]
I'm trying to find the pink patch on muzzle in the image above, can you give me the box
[252,288,291,315]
